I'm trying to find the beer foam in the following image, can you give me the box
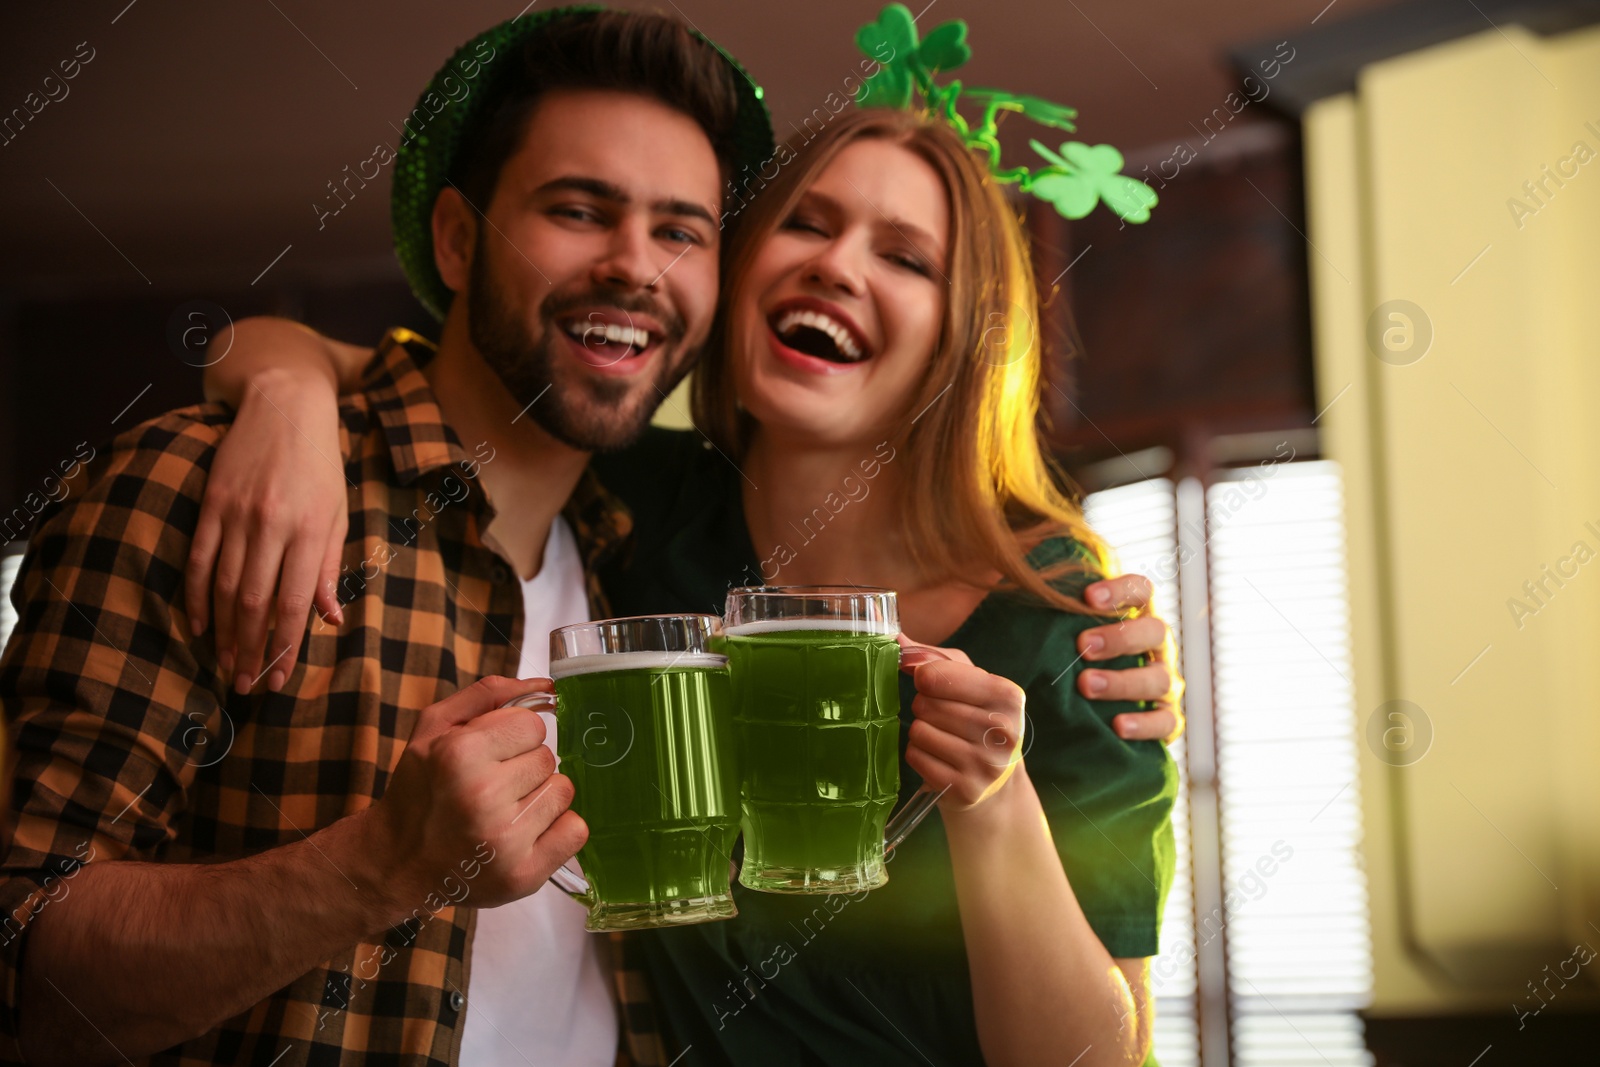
[723,618,899,637]
[549,650,728,680]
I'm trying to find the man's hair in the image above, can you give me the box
[452,10,743,211]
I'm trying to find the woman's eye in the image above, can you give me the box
[782,215,827,236]
[887,252,931,277]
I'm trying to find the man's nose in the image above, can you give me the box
[591,216,660,292]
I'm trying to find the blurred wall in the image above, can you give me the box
[1307,22,1600,1014]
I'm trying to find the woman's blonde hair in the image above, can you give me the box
[694,107,1115,614]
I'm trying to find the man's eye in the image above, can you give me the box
[551,206,600,223]
[660,226,701,245]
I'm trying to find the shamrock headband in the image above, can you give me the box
[391,5,773,322]
[853,3,1157,224]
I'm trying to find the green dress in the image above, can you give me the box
[593,429,1177,1066]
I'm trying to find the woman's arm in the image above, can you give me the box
[900,644,1153,1067]
[187,318,373,695]
[943,770,1152,1066]
[203,316,373,405]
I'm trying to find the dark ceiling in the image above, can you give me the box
[0,0,1395,297]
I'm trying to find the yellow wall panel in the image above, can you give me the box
[1307,24,1600,1012]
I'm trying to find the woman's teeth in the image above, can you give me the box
[563,320,650,352]
[774,309,864,362]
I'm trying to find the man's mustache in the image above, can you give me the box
[540,289,686,344]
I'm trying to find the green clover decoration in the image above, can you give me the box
[852,3,1156,224]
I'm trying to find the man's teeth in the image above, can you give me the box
[564,321,651,350]
[774,309,862,360]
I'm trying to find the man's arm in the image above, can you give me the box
[20,808,397,1065]
[1079,573,1186,742]
[18,672,579,1067]
[0,414,582,1065]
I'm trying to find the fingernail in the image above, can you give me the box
[1084,672,1107,695]
[1090,586,1110,607]
[234,673,251,695]
[1082,635,1104,657]
[1116,720,1137,739]
[190,617,204,637]
[218,650,234,674]
[268,670,285,692]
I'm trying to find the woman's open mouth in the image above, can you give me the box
[768,304,873,366]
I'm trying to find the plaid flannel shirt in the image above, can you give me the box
[0,329,666,1066]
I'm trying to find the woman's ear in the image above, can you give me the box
[432,187,477,295]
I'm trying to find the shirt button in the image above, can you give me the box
[449,990,465,1012]
[490,563,511,585]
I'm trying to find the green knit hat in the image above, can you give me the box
[390,5,774,321]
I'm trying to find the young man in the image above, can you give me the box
[0,12,756,1067]
[0,8,1181,1067]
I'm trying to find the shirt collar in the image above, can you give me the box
[362,327,470,486]
[360,327,633,571]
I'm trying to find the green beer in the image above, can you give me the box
[549,624,740,930]
[724,619,902,892]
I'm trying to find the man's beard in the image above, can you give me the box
[467,242,694,453]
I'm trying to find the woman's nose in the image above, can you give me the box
[805,239,866,296]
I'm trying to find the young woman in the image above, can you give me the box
[197,108,1177,1066]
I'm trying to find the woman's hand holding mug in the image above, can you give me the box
[896,636,1027,815]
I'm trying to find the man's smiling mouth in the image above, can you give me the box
[559,317,652,358]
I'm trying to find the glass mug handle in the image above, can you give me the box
[884,644,956,854]
[501,689,592,901]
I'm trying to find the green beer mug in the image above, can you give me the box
[511,614,741,931]
[722,586,946,894]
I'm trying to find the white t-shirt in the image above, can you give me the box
[459,516,617,1067]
